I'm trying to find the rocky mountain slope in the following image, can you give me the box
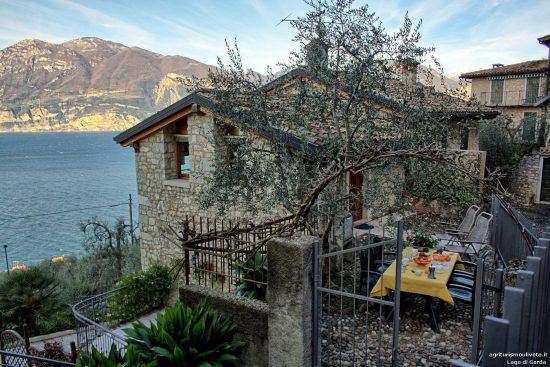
[0,37,211,132]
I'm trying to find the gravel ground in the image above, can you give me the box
[318,213,492,366]
[320,292,474,366]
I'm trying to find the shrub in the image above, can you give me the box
[124,301,245,367]
[107,264,171,323]
[409,161,487,211]
[0,266,65,335]
[233,251,268,301]
[75,343,156,367]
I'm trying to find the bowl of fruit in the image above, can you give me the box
[413,252,432,266]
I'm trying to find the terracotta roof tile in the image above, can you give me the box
[460,59,548,79]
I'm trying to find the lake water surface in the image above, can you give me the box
[0,132,137,267]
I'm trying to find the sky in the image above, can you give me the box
[0,0,549,77]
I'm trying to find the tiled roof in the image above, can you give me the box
[115,68,499,148]
[460,59,548,79]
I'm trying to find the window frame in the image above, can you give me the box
[525,77,540,103]
[490,79,504,105]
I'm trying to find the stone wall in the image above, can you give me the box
[179,285,269,367]
[136,112,220,268]
[510,154,541,205]
[135,111,285,268]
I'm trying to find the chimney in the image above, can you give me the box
[399,58,419,86]
[492,63,504,68]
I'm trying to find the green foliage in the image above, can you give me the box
[124,301,245,367]
[409,161,487,211]
[55,241,141,303]
[407,230,438,248]
[76,343,157,367]
[233,252,268,301]
[0,266,66,335]
[76,344,126,367]
[107,264,171,323]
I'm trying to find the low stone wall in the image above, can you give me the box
[179,236,317,367]
[179,285,269,367]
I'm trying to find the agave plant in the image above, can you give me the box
[124,301,245,367]
[75,344,156,367]
[232,251,268,301]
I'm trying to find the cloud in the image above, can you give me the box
[49,0,153,47]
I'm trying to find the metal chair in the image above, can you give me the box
[443,212,493,259]
[435,205,481,245]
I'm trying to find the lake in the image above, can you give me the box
[0,132,137,267]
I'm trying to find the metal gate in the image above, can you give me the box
[313,222,404,366]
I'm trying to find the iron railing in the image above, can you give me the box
[0,350,75,367]
[477,91,544,106]
[491,194,536,266]
[72,288,126,356]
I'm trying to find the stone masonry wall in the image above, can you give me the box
[137,112,245,268]
[510,154,541,205]
[135,112,286,269]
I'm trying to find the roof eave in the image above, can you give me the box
[113,92,215,145]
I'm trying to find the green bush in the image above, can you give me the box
[75,343,156,367]
[124,301,245,367]
[233,252,268,301]
[409,161,487,211]
[0,266,66,335]
[107,264,171,323]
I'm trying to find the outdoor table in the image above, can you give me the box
[370,251,461,332]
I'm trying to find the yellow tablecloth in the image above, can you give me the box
[370,252,460,305]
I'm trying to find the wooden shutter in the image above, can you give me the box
[490,79,504,105]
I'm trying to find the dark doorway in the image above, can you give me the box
[349,172,364,221]
[540,158,550,202]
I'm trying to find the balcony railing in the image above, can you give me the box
[477,91,545,106]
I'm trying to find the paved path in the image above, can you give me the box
[30,310,163,351]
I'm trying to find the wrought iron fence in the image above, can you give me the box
[72,289,126,356]
[313,222,404,366]
[181,215,315,298]
[0,350,75,367]
[491,194,536,266]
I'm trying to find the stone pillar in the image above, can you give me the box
[267,236,316,367]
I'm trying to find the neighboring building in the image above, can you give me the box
[460,35,550,204]
[115,68,498,268]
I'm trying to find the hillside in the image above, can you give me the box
[0,37,212,132]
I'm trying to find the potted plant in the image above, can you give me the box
[406,230,438,252]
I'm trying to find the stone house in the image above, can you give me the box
[460,34,550,204]
[114,68,498,268]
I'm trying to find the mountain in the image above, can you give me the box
[0,37,212,132]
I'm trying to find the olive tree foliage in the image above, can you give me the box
[193,0,496,242]
[80,217,134,279]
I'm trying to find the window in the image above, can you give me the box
[490,79,504,105]
[525,77,540,103]
[175,119,190,179]
[522,112,537,142]
[223,125,242,164]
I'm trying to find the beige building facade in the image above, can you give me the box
[460,35,550,204]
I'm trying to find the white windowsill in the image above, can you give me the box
[163,179,191,188]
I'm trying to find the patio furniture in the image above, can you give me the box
[443,212,493,259]
[370,250,461,332]
[358,237,395,295]
[448,260,480,316]
[435,205,481,245]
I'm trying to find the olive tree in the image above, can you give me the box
[187,0,498,246]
